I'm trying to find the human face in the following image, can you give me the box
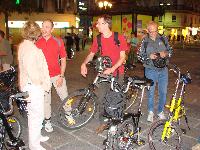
[41,21,54,39]
[96,18,109,33]
[147,25,158,40]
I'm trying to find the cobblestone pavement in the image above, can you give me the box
[18,44,200,150]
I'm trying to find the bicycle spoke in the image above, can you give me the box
[148,120,182,150]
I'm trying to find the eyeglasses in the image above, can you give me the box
[96,22,107,25]
[148,30,158,34]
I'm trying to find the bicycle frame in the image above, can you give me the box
[105,77,153,148]
[161,65,191,141]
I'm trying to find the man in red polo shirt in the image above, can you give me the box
[36,19,73,133]
[81,15,128,133]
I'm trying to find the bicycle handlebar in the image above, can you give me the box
[169,64,181,78]
[10,92,29,99]
[111,76,154,93]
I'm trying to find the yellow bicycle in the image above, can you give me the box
[148,64,192,150]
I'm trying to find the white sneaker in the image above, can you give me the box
[40,136,49,142]
[44,120,53,132]
[158,111,166,120]
[147,111,154,122]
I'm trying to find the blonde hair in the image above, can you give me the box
[21,21,41,41]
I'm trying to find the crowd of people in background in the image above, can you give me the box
[63,32,88,59]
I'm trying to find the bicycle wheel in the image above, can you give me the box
[148,119,182,150]
[105,118,135,150]
[124,88,139,112]
[58,89,97,130]
[117,118,135,149]
[0,119,5,150]
[5,116,22,140]
[105,129,118,150]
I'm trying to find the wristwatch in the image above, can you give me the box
[60,75,64,78]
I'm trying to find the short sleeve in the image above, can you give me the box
[59,38,67,58]
[118,35,129,52]
[90,37,98,53]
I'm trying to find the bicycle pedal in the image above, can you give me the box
[6,139,25,148]
[181,128,187,134]
[137,139,145,146]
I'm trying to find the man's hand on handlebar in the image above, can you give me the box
[103,67,113,75]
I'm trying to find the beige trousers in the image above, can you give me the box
[44,75,68,119]
[23,84,45,150]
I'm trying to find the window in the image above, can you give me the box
[172,15,176,22]
[158,16,162,22]
[37,0,44,12]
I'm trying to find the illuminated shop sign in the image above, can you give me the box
[8,21,69,28]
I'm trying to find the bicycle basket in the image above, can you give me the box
[95,56,112,73]
[103,90,125,120]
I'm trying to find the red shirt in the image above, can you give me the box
[36,36,66,77]
[90,32,128,75]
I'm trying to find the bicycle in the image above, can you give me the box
[0,67,28,150]
[148,64,192,150]
[0,91,28,150]
[57,56,139,130]
[103,75,153,150]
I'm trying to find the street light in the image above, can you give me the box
[97,0,112,9]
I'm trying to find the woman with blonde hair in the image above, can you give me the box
[18,21,51,150]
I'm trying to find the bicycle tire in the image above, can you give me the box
[105,131,118,150]
[0,119,5,150]
[148,119,182,150]
[58,88,97,130]
[124,88,139,112]
[5,116,22,140]
[106,118,135,150]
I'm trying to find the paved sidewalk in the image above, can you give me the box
[19,46,200,150]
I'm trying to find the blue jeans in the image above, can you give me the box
[145,67,168,114]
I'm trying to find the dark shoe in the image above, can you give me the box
[95,123,108,134]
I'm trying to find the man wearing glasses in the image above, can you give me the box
[138,21,173,123]
[81,14,128,132]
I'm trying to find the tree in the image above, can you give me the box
[0,0,37,39]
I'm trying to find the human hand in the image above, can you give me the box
[56,76,63,87]
[103,68,113,75]
[159,51,168,58]
[81,63,88,77]
[150,53,158,59]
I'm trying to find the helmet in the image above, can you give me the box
[152,53,167,68]
[95,56,112,73]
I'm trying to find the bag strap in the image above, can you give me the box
[114,32,120,46]
[97,33,102,55]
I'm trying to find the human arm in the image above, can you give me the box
[160,36,173,58]
[103,51,126,75]
[138,38,150,63]
[56,57,66,87]
[81,52,95,77]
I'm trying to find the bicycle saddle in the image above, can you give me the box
[130,76,154,86]
[124,63,136,71]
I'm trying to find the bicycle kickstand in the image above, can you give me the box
[184,114,190,130]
